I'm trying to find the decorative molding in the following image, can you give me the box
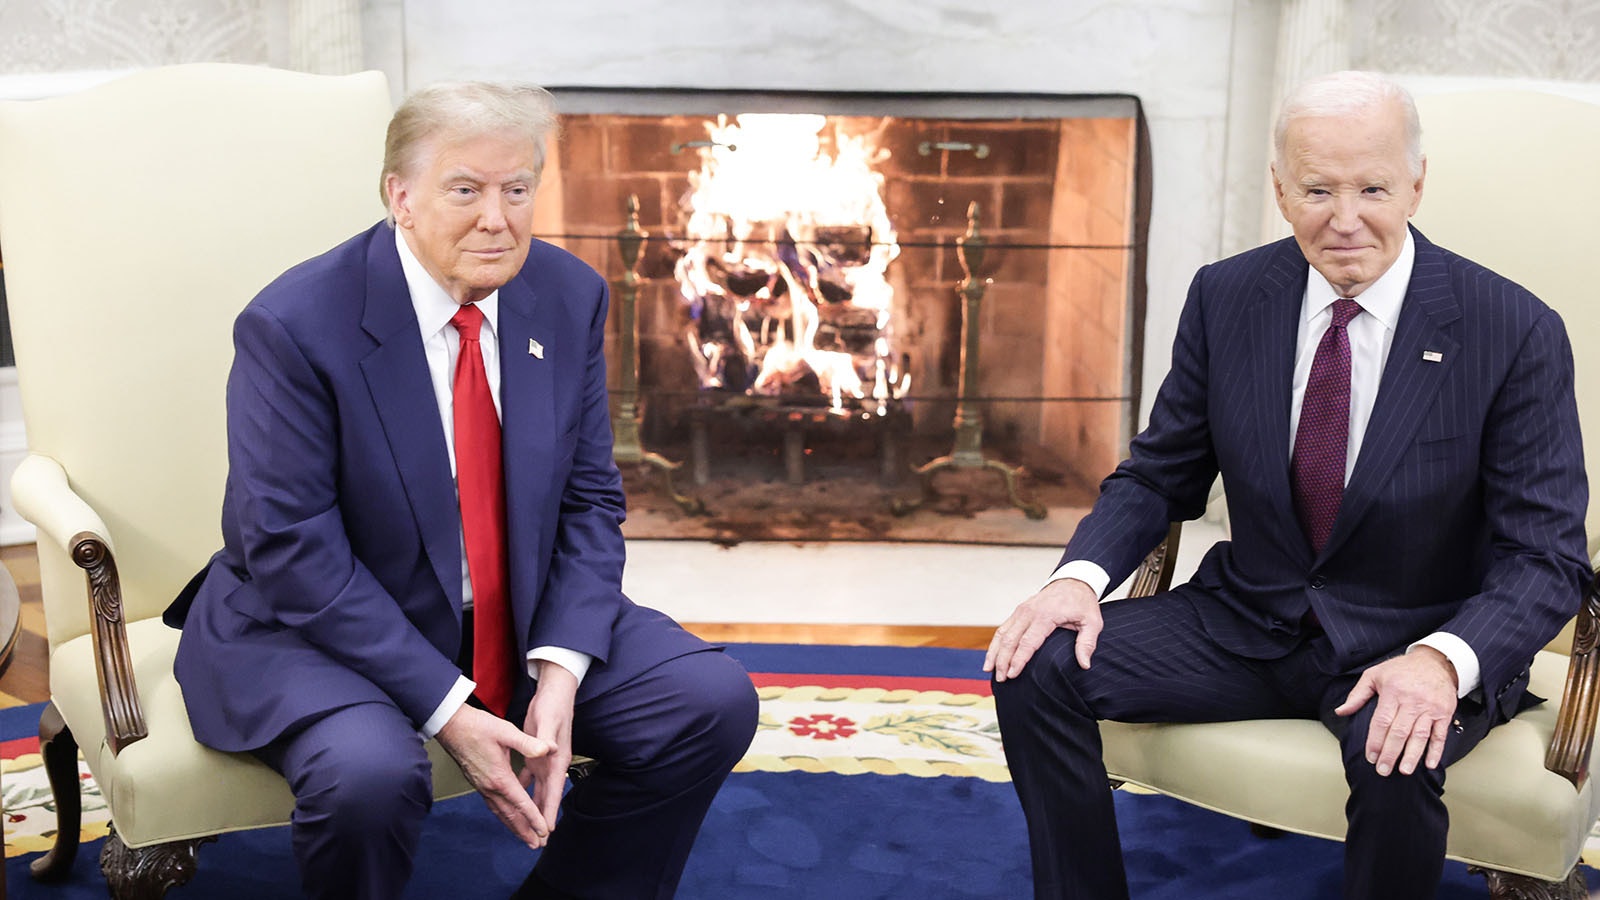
[1276,0,1353,88]
[289,0,363,74]
[0,0,270,74]
[1355,0,1600,82]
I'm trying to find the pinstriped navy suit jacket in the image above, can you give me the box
[1064,227,1589,720]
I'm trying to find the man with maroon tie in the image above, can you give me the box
[985,70,1589,899]
[165,81,757,899]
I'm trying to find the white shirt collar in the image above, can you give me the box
[1302,229,1414,332]
[394,226,499,340]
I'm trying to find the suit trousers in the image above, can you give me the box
[991,588,1497,900]
[255,643,759,900]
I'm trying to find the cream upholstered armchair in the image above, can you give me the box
[1100,89,1600,899]
[0,64,474,898]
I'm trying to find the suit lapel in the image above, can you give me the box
[1321,230,1461,558]
[357,228,463,606]
[1249,242,1310,552]
[495,273,557,645]
[497,274,556,472]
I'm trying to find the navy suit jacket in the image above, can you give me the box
[1064,227,1590,720]
[167,222,708,752]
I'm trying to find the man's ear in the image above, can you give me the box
[1408,155,1427,217]
[1270,161,1290,219]
[385,173,412,228]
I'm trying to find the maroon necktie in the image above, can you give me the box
[1291,298,1362,553]
[451,303,515,716]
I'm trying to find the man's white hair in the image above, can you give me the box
[379,81,560,224]
[1273,70,1423,179]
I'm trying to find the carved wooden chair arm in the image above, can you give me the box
[70,534,148,754]
[8,455,148,754]
[1546,569,1600,787]
[1126,523,1183,601]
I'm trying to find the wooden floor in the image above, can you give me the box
[0,544,992,710]
[0,545,49,709]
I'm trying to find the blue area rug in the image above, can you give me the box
[0,644,1549,897]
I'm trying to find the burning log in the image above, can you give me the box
[674,112,908,417]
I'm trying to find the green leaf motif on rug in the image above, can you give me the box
[862,711,997,757]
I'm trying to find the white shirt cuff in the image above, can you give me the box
[419,675,477,740]
[1409,632,1481,698]
[1047,560,1112,599]
[528,646,592,684]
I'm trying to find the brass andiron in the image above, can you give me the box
[612,194,704,514]
[892,201,1047,519]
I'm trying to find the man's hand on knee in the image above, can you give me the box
[985,578,1103,682]
[437,703,554,849]
[1335,647,1459,777]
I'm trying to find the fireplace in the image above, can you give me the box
[533,89,1150,540]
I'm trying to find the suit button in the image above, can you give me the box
[1309,576,1326,590]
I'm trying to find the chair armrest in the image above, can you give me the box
[1547,571,1600,788]
[1126,523,1184,600]
[11,455,112,552]
[9,454,148,754]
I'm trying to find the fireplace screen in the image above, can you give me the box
[535,90,1148,542]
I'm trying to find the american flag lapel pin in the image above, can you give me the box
[1422,350,1443,363]
[529,338,545,359]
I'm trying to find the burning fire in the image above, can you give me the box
[675,113,909,416]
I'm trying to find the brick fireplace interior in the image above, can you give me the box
[533,90,1149,541]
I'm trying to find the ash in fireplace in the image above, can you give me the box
[618,433,1094,547]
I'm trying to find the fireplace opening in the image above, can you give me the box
[535,89,1150,544]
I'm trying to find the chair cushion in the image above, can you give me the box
[1101,649,1596,881]
[49,618,474,848]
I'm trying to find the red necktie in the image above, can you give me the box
[451,303,515,716]
[1291,298,1362,553]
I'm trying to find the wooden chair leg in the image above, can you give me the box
[29,701,81,882]
[1474,865,1587,900]
[100,825,214,900]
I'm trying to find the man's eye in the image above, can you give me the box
[1363,186,1386,195]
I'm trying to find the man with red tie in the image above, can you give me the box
[165,81,757,899]
[985,70,1589,899]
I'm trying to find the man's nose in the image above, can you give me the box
[479,192,509,230]
[1329,194,1360,232]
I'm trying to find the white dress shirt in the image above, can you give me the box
[395,230,593,738]
[1048,232,1480,697]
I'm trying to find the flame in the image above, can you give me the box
[675,114,905,414]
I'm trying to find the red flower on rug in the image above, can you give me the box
[787,714,857,740]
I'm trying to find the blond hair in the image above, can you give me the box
[380,82,559,222]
